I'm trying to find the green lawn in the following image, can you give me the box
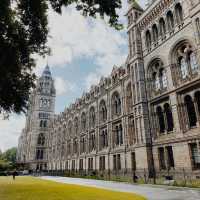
[0,176,146,200]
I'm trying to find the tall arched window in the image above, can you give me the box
[115,125,119,145]
[175,3,183,25]
[156,106,165,133]
[195,91,200,116]
[149,60,168,93]
[128,117,136,145]
[164,103,174,132]
[126,83,133,113]
[119,124,123,145]
[160,68,168,89]
[112,92,121,117]
[74,117,79,135]
[152,24,159,43]
[189,52,199,72]
[146,30,152,50]
[99,100,107,123]
[174,43,199,79]
[68,121,73,136]
[179,56,188,78]
[40,120,43,128]
[184,95,197,127]
[195,18,200,39]
[167,11,174,32]
[37,133,45,146]
[89,107,95,129]
[81,112,87,132]
[159,18,166,38]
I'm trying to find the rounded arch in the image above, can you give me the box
[164,103,174,132]
[184,95,197,127]
[147,58,167,94]
[111,91,121,117]
[145,29,152,50]
[126,82,133,113]
[159,17,166,37]
[152,24,159,43]
[89,106,96,128]
[81,112,87,132]
[169,39,198,79]
[37,133,45,146]
[99,99,107,123]
[68,120,73,136]
[175,3,183,24]
[74,117,79,135]
[156,106,165,133]
[166,10,174,31]
[169,38,195,63]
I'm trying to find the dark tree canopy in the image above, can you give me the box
[0,0,123,115]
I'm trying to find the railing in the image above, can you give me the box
[35,168,200,187]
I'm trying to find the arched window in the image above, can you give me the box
[164,103,174,132]
[160,68,168,89]
[195,91,200,115]
[152,24,159,43]
[159,18,166,38]
[40,120,43,128]
[99,100,107,123]
[68,121,73,136]
[81,112,87,132]
[189,52,199,72]
[184,95,197,127]
[43,120,47,128]
[156,106,165,133]
[175,3,183,25]
[150,60,168,92]
[119,124,123,145]
[89,107,95,129]
[74,117,79,135]
[167,11,174,31]
[179,56,188,78]
[115,125,119,145]
[112,92,121,117]
[126,83,133,113]
[146,30,152,50]
[37,133,45,146]
[195,18,200,38]
[174,43,199,79]
[104,129,108,147]
[153,72,160,90]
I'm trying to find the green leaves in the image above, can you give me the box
[0,0,122,115]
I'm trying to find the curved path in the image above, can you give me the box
[41,176,200,200]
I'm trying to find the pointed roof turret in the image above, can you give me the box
[42,64,52,78]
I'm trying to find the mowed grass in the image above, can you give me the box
[0,176,146,200]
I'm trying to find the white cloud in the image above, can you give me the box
[34,2,128,71]
[55,77,76,96]
[0,0,147,151]
[0,115,25,152]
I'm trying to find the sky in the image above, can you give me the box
[0,0,147,152]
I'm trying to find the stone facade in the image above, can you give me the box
[18,0,200,176]
[17,65,56,170]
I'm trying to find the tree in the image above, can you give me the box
[0,0,123,115]
[2,147,17,163]
[0,147,17,171]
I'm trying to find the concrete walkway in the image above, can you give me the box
[41,176,200,200]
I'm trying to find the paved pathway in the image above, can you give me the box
[41,176,200,200]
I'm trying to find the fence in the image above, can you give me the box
[36,168,200,187]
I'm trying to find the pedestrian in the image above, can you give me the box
[12,170,17,180]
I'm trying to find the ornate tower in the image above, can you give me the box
[127,0,153,172]
[25,65,56,171]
